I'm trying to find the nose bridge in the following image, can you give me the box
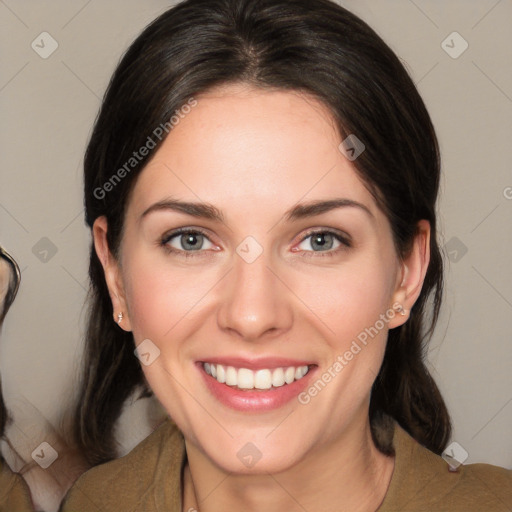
[217,240,292,340]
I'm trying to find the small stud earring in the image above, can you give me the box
[400,305,407,316]
[117,312,123,324]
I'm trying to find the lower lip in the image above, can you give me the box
[198,363,315,412]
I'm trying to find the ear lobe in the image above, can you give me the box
[92,216,132,332]
[388,220,431,329]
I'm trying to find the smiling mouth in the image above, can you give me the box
[202,362,311,391]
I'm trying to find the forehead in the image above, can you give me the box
[127,84,377,221]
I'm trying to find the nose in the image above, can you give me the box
[217,246,293,342]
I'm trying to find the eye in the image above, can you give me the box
[159,227,351,260]
[295,229,351,257]
[161,228,216,257]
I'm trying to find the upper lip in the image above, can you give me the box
[198,357,315,371]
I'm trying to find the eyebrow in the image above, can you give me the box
[140,197,373,223]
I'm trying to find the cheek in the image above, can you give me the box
[292,253,397,347]
[122,250,219,343]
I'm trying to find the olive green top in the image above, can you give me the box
[0,460,33,512]
[60,418,512,512]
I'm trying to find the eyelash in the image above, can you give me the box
[160,227,352,259]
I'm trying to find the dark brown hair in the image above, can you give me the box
[74,0,451,466]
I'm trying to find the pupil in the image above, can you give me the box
[313,233,332,250]
[183,233,200,250]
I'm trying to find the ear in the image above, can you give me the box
[388,219,430,329]
[92,216,132,332]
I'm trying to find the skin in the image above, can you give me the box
[94,83,430,512]
[0,258,9,312]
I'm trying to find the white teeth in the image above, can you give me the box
[271,368,285,387]
[284,367,295,384]
[254,369,272,390]
[238,368,254,389]
[226,366,237,386]
[203,363,310,390]
[216,364,226,383]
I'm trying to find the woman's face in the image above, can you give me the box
[96,84,424,473]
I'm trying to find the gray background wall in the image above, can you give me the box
[0,0,511,470]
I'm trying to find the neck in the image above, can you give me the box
[183,415,395,512]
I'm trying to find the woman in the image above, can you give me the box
[61,0,512,510]
[0,246,33,511]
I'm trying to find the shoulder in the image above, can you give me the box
[379,421,512,512]
[454,461,512,507]
[59,418,185,512]
[0,460,33,512]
